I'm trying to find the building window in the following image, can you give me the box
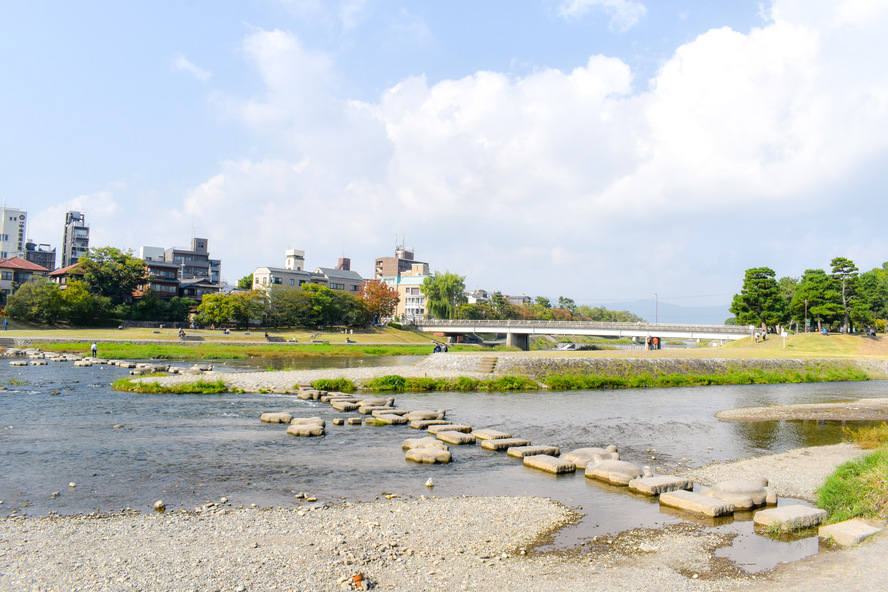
[289,279,295,286]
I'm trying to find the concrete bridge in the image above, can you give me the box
[414,319,750,350]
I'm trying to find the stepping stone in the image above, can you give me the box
[585,460,643,485]
[402,436,449,451]
[297,390,317,400]
[359,405,393,415]
[290,417,325,427]
[29,360,47,366]
[373,414,408,425]
[628,475,693,496]
[260,412,293,424]
[405,448,452,464]
[507,445,559,458]
[9,361,27,366]
[819,519,884,546]
[562,447,619,468]
[405,410,446,421]
[428,424,472,434]
[286,424,325,437]
[358,397,394,407]
[472,429,512,440]
[410,420,451,429]
[332,418,345,425]
[524,455,576,474]
[754,505,827,531]
[436,431,476,445]
[347,418,362,425]
[73,361,92,367]
[331,401,360,412]
[702,478,776,510]
[659,490,735,518]
[481,438,531,451]
[372,409,408,417]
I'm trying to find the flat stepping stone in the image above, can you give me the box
[524,455,576,474]
[290,417,325,427]
[481,438,531,451]
[405,410,446,421]
[507,445,559,458]
[359,405,393,415]
[373,414,409,425]
[347,418,362,425]
[660,490,735,518]
[428,424,472,434]
[585,460,643,485]
[628,475,693,496]
[702,478,776,510]
[9,361,28,366]
[260,412,293,424]
[562,447,619,468]
[330,401,360,412]
[402,436,449,451]
[405,448,452,464]
[372,409,408,417]
[819,519,884,546]
[436,431,476,445]
[754,505,827,531]
[472,429,512,440]
[286,424,325,437]
[297,390,318,400]
[332,418,345,425]
[358,397,394,407]
[410,420,451,429]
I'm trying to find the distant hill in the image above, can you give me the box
[598,301,732,326]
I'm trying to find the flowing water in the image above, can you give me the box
[1,356,885,572]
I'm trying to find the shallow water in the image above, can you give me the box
[1,358,885,573]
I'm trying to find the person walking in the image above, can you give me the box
[90,343,97,357]
[2,319,7,331]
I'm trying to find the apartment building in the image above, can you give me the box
[61,211,89,268]
[0,206,27,260]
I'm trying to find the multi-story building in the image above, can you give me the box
[134,260,181,300]
[253,252,363,293]
[374,243,428,281]
[0,256,49,298]
[0,206,27,259]
[61,211,89,268]
[24,241,56,272]
[165,238,212,280]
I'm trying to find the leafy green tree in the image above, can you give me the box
[335,292,372,327]
[421,271,466,319]
[557,296,576,314]
[830,257,859,333]
[268,285,310,326]
[857,267,888,322]
[237,274,254,290]
[5,280,63,323]
[79,247,147,305]
[778,276,798,309]
[195,293,233,326]
[60,281,112,325]
[534,296,552,309]
[302,284,339,327]
[789,269,841,332]
[730,267,788,331]
[229,290,267,327]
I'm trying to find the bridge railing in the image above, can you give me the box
[415,319,749,334]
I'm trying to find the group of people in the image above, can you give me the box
[432,342,449,353]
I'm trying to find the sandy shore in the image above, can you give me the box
[716,398,888,422]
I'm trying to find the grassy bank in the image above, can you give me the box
[112,376,231,394]
[817,424,888,524]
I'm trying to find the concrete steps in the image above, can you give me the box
[477,356,497,373]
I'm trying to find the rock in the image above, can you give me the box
[286,424,325,437]
[358,405,393,415]
[260,412,293,424]
[435,431,476,445]
[290,417,325,427]
[562,447,620,468]
[50,491,60,499]
[471,429,512,440]
[331,401,360,412]
[68,482,76,488]
[371,409,408,417]
[754,505,827,531]
[154,500,166,512]
[358,397,394,407]
[402,437,449,451]
[409,420,451,429]
[347,418,362,425]
[659,490,735,518]
[406,448,452,464]
[819,518,884,546]
[585,459,643,485]
[480,438,531,451]
[373,414,408,425]
[523,455,576,474]
[702,478,777,510]
[332,418,345,425]
[428,424,472,434]
[425,478,435,487]
[405,410,446,421]
[628,475,694,496]
[507,445,559,458]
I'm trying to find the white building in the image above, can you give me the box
[0,206,27,260]
[253,251,363,294]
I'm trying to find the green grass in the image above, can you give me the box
[112,377,230,394]
[844,422,888,449]
[2,378,28,386]
[361,374,540,392]
[817,448,888,523]
[311,378,357,393]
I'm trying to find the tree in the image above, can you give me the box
[778,276,798,309]
[857,267,888,322]
[237,274,254,290]
[534,296,552,309]
[830,257,859,333]
[60,281,112,325]
[421,271,466,320]
[789,269,841,332]
[730,267,787,331]
[4,280,63,323]
[359,280,399,321]
[557,296,576,314]
[79,247,147,305]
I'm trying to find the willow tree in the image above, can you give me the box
[421,271,466,320]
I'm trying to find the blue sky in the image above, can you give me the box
[2,0,887,313]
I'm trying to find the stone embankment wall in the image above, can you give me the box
[416,354,888,380]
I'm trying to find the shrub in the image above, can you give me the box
[365,375,407,391]
[312,378,357,393]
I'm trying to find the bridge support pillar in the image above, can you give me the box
[506,333,529,351]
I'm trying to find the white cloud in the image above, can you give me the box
[558,0,648,32]
[180,0,888,300]
[171,53,212,83]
